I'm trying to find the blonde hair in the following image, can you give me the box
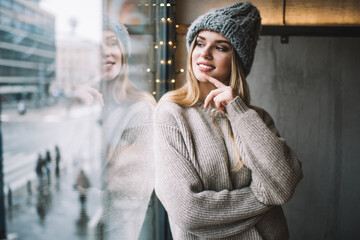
[110,35,156,106]
[160,35,250,171]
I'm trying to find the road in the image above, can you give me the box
[1,104,103,240]
[1,104,102,192]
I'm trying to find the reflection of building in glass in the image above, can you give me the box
[0,0,55,107]
[55,34,101,98]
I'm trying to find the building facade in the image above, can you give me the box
[0,0,55,107]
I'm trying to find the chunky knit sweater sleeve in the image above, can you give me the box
[226,96,303,205]
[154,102,273,238]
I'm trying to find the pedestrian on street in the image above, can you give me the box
[55,145,61,178]
[154,2,303,239]
[75,169,90,207]
[35,153,44,188]
[45,150,52,184]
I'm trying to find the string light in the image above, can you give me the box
[145,3,149,6]
[168,41,173,45]
[146,68,151,72]
[167,60,172,64]
[161,18,166,22]
[171,79,176,83]
[173,46,177,49]
[167,3,171,7]
[156,79,160,83]
[175,25,179,28]
[153,3,156,6]
[154,45,158,49]
[167,18,172,23]
[160,3,165,7]
[180,68,184,73]
[160,60,165,64]
[159,41,164,45]
[153,91,156,95]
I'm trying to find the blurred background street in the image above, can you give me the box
[1,103,103,240]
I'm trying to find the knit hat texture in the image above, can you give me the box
[103,15,131,56]
[186,2,261,76]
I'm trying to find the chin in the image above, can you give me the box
[193,71,206,82]
[104,70,120,81]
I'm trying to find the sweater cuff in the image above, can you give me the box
[226,96,249,119]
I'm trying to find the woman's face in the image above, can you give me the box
[191,30,233,85]
[102,30,123,81]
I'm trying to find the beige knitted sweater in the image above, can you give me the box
[154,96,303,239]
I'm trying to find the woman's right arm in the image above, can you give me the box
[154,105,272,238]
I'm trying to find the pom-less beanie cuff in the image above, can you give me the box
[186,2,261,76]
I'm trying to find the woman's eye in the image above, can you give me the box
[216,46,227,52]
[107,41,117,47]
[196,41,204,47]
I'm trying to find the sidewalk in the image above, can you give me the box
[4,166,102,240]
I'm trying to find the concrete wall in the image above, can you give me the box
[250,36,360,239]
[175,1,360,239]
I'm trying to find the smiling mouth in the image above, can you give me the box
[197,63,215,71]
[104,62,115,71]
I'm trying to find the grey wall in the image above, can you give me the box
[174,0,360,238]
[248,36,360,239]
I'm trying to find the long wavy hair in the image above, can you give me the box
[159,34,251,171]
[112,39,156,105]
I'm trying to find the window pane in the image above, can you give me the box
[0,0,173,239]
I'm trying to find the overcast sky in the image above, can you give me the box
[39,0,102,42]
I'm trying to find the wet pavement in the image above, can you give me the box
[5,167,102,240]
[1,103,103,240]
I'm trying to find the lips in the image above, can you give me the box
[197,62,215,72]
[103,60,115,71]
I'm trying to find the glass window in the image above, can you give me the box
[0,0,174,239]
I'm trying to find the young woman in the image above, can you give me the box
[154,2,303,239]
[100,16,156,239]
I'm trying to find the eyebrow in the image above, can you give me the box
[106,36,117,40]
[197,35,231,45]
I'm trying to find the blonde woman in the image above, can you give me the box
[154,2,303,239]
[101,16,156,239]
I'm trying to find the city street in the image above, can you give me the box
[1,103,103,240]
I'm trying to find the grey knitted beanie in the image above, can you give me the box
[186,2,261,76]
[103,15,131,56]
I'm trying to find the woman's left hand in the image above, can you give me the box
[203,75,236,114]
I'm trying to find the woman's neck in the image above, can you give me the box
[199,81,217,102]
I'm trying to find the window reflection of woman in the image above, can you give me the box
[154,2,303,239]
[101,16,155,240]
[101,17,155,117]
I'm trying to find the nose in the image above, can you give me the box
[200,45,212,59]
[101,43,110,57]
